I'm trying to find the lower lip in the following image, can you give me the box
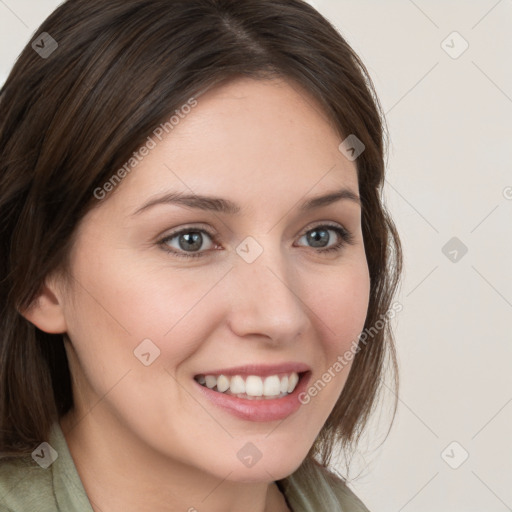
[194,372,312,422]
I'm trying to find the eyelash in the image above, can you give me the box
[158,223,355,260]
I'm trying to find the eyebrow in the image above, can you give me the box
[131,187,361,216]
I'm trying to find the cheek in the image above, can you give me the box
[298,257,370,404]
[61,250,230,444]
[308,257,370,351]
[63,245,227,376]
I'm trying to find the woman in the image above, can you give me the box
[0,0,402,510]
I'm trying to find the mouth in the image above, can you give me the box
[193,371,307,400]
[193,367,312,422]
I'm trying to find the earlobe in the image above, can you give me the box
[19,277,68,334]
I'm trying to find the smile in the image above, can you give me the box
[194,372,301,400]
[193,369,312,422]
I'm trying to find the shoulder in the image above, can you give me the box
[280,458,371,512]
[0,454,57,511]
[1,422,94,512]
[317,464,371,511]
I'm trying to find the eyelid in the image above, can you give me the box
[160,220,349,241]
[158,223,216,243]
[298,220,346,237]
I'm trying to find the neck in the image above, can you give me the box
[59,410,291,512]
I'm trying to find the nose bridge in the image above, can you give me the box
[226,237,310,341]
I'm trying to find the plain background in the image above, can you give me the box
[1,1,511,511]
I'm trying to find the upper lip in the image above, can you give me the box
[195,362,311,378]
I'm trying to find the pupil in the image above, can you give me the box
[179,232,202,251]
[308,229,329,247]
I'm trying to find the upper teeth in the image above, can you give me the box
[196,372,300,397]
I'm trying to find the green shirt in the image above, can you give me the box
[0,422,93,511]
[0,422,370,511]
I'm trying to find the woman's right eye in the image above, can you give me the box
[159,228,217,259]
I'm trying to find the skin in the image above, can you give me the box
[24,77,370,512]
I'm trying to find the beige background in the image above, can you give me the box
[1,1,511,510]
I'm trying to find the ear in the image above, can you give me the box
[20,274,68,334]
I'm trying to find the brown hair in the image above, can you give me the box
[0,0,401,478]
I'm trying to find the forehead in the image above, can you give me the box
[101,77,359,215]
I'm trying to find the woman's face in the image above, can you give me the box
[55,77,370,482]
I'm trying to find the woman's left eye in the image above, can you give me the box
[158,224,354,259]
[295,224,354,254]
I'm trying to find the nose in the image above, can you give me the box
[225,242,310,344]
